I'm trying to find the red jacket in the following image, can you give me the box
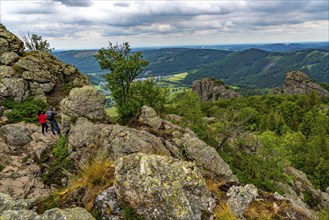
[38,114,47,124]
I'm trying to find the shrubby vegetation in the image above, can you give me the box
[3,97,48,123]
[165,91,329,193]
[22,32,54,52]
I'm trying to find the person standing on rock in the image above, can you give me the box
[37,110,48,135]
[46,107,61,135]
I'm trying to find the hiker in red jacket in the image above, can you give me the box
[38,110,48,135]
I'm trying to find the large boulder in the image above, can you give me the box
[192,78,240,102]
[0,123,32,148]
[284,71,329,96]
[60,86,108,122]
[100,125,171,160]
[114,153,215,220]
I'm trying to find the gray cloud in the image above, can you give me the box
[53,0,93,7]
[2,0,328,49]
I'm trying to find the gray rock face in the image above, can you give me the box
[0,24,24,55]
[0,193,95,220]
[60,86,108,122]
[0,24,89,103]
[95,186,122,220]
[100,125,171,160]
[0,193,33,215]
[285,166,329,210]
[227,184,259,219]
[0,52,20,65]
[173,133,237,181]
[0,124,31,148]
[284,71,329,96]
[192,78,240,102]
[114,153,215,220]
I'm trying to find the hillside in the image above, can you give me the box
[54,48,329,88]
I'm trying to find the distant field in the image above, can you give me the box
[159,72,188,88]
[106,107,118,118]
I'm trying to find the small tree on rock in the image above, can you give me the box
[22,32,54,52]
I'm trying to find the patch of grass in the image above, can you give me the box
[123,205,145,220]
[0,163,4,172]
[213,202,236,220]
[32,194,61,214]
[106,107,119,118]
[58,157,115,211]
[319,208,329,220]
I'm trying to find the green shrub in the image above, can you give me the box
[52,136,69,162]
[4,97,48,123]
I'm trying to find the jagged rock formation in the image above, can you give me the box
[0,24,89,104]
[274,71,329,96]
[192,78,240,102]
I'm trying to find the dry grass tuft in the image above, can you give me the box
[214,202,236,220]
[58,157,115,211]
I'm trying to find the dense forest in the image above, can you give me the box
[165,91,329,204]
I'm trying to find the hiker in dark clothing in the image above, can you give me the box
[46,107,61,135]
[37,110,48,135]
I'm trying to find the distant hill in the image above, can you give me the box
[54,47,329,88]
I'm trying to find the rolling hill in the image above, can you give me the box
[54,47,329,88]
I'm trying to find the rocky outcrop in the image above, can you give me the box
[285,166,329,210]
[137,106,237,182]
[0,193,95,219]
[192,78,240,102]
[0,24,89,103]
[114,153,215,220]
[0,122,58,199]
[283,71,329,96]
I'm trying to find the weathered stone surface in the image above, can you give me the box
[100,125,171,160]
[0,65,17,78]
[0,193,33,215]
[0,193,95,219]
[0,24,24,55]
[60,86,108,122]
[286,166,329,209]
[0,124,31,147]
[284,71,329,96]
[192,78,240,102]
[0,78,28,102]
[95,186,122,220]
[0,52,20,65]
[173,133,237,181]
[40,207,95,220]
[0,123,58,199]
[114,153,215,220]
[227,184,259,218]
[1,209,38,220]
[68,117,106,151]
[138,105,162,130]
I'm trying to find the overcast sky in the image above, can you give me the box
[1,0,328,49]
